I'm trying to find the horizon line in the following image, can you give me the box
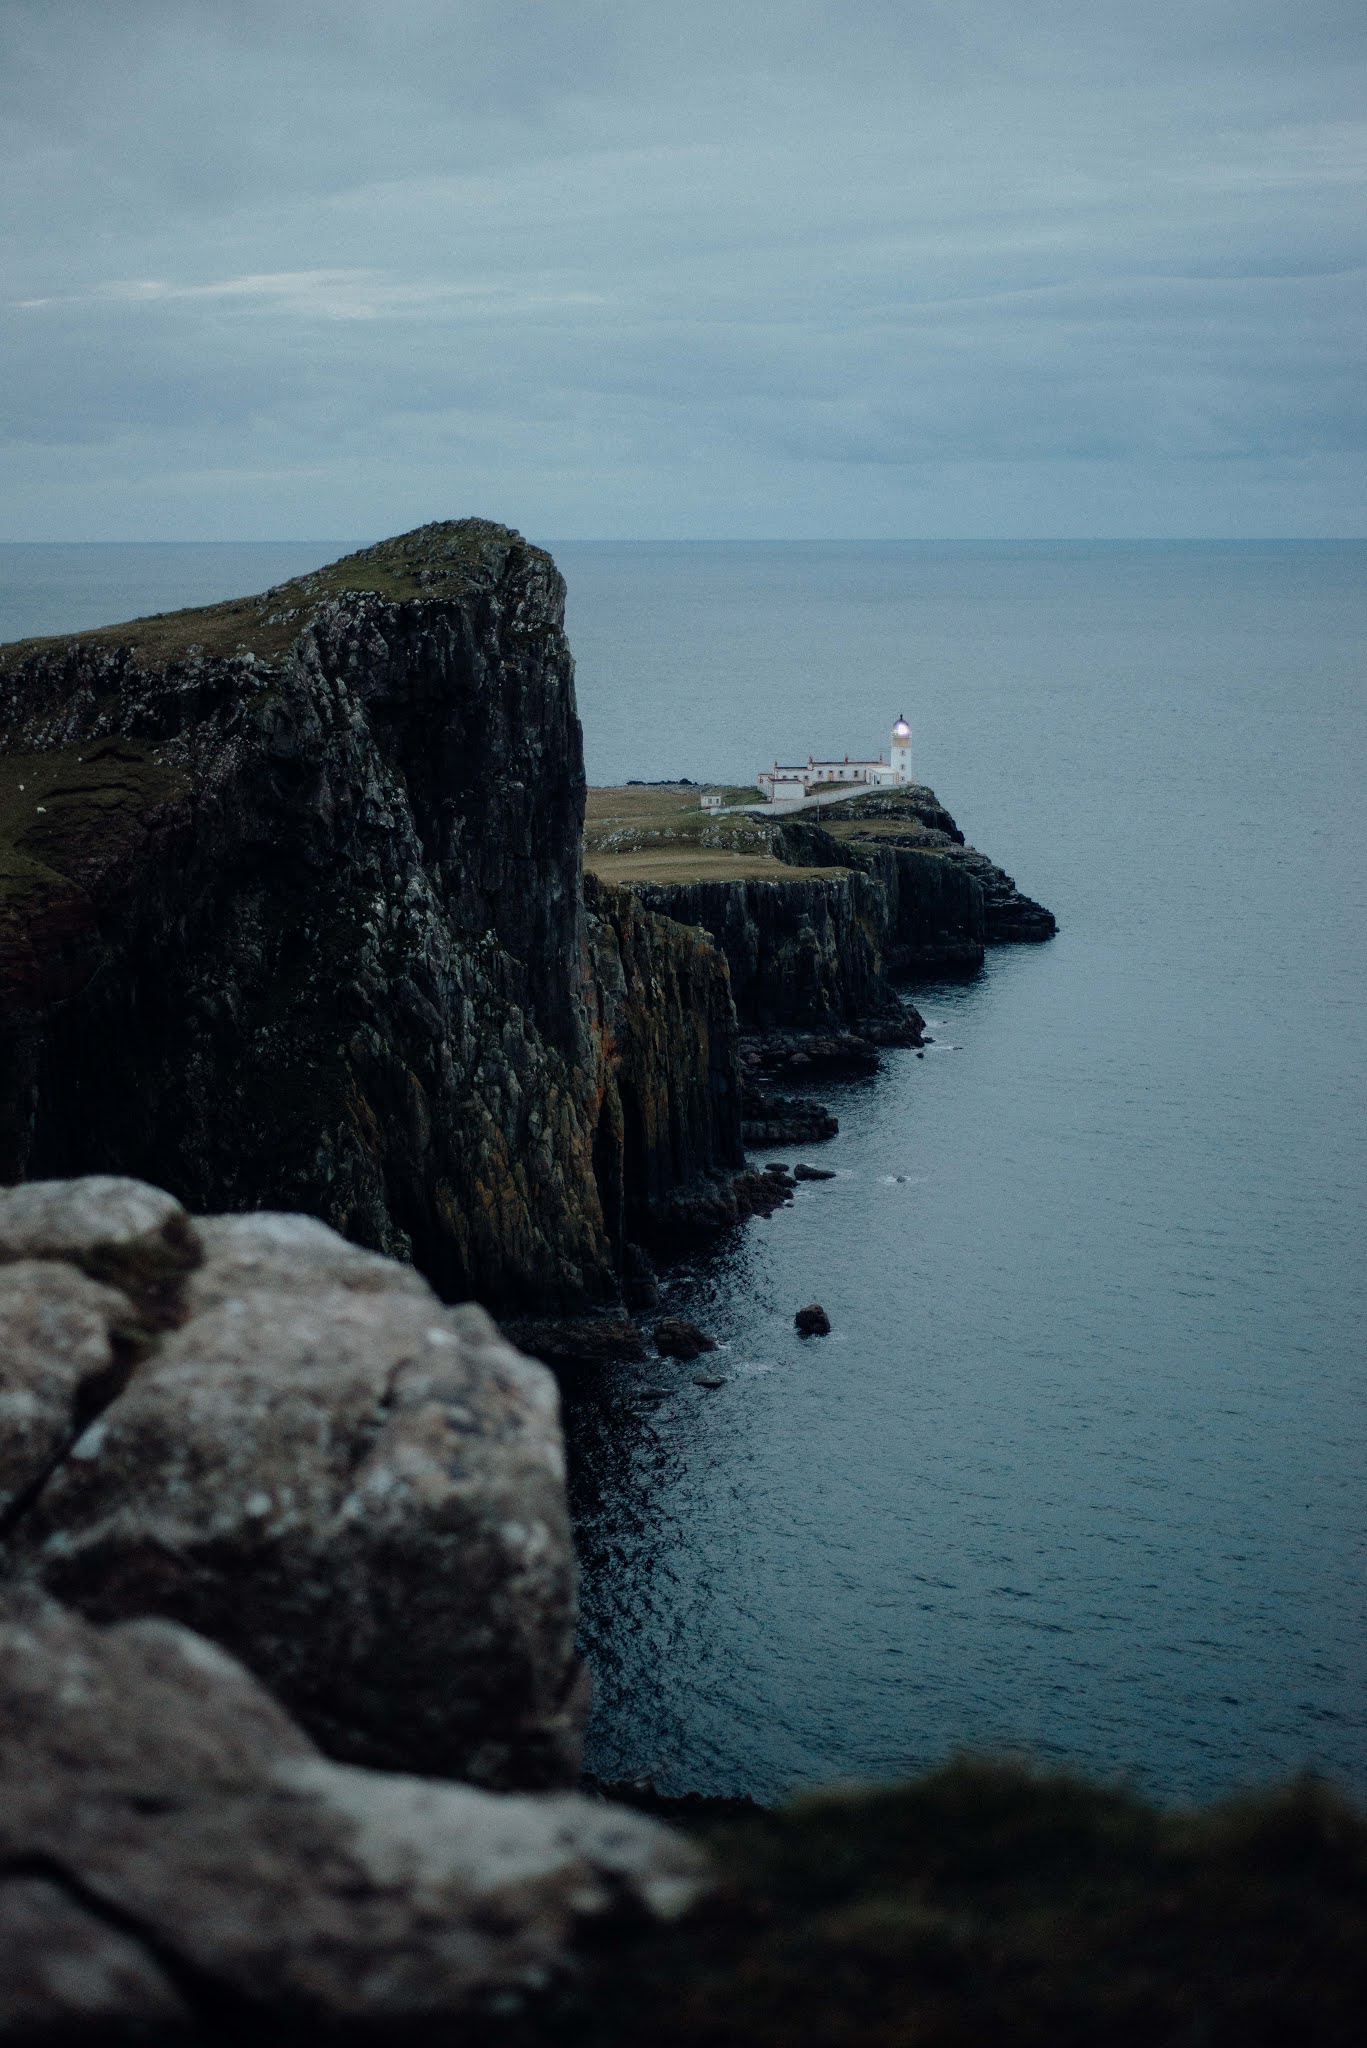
[2,534,1364,548]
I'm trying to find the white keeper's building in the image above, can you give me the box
[757,716,913,804]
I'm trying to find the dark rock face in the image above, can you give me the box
[629,871,917,1043]
[795,1303,831,1336]
[502,1315,648,1372]
[598,786,1053,1074]
[1,1176,585,1790]
[819,787,1057,960]
[0,522,613,1313]
[860,840,989,973]
[603,784,1053,1103]
[585,876,744,1261]
[942,843,1057,942]
[0,522,1054,1323]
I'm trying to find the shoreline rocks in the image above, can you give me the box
[653,1318,717,1362]
[502,1315,649,1373]
[740,1088,840,1148]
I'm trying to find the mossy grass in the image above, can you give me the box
[584,785,850,886]
[543,1760,1367,2047]
[0,740,188,921]
[824,815,940,843]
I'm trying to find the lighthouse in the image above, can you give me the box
[754,712,916,803]
[890,714,912,784]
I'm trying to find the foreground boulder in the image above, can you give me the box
[0,1176,585,1787]
[0,1591,703,2039]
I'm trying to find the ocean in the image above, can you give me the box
[3,537,1364,1804]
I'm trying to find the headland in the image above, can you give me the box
[3,524,1347,2045]
[0,522,1052,1325]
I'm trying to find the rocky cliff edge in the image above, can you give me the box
[0,523,736,1313]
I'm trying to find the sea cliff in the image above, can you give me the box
[0,524,748,1310]
[1,522,1054,1312]
[3,536,1359,2048]
[583,781,1055,1080]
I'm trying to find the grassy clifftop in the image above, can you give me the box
[0,519,548,673]
[584,784,852,885]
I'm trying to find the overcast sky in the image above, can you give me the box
[3,0,1364,539]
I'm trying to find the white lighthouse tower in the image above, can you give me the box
[890,714,912,784]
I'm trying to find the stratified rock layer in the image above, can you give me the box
[627,870,915,1042]
[0,1176,584,1789]
[585,877,745,1258]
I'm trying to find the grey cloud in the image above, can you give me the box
[1,0,1363,535]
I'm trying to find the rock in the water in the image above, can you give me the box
[792,1163,836,1182]
[0,1590,705,2036]
[654,1317,717,1361]
[693,1375,725,1390]
[794,1303,831,1337]
[0,1178,585,1790]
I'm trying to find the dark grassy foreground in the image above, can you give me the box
[542,1761,1366,2047]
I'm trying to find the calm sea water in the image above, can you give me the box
[561,540,1367,1805]
[4,539,1364,1803]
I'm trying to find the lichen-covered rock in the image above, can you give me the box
[0,1261,131,1529]
[0,1173,185,1262]
[0,1178,585,1790]
[0,1591,705,2038]
[0,1875,194,2039]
